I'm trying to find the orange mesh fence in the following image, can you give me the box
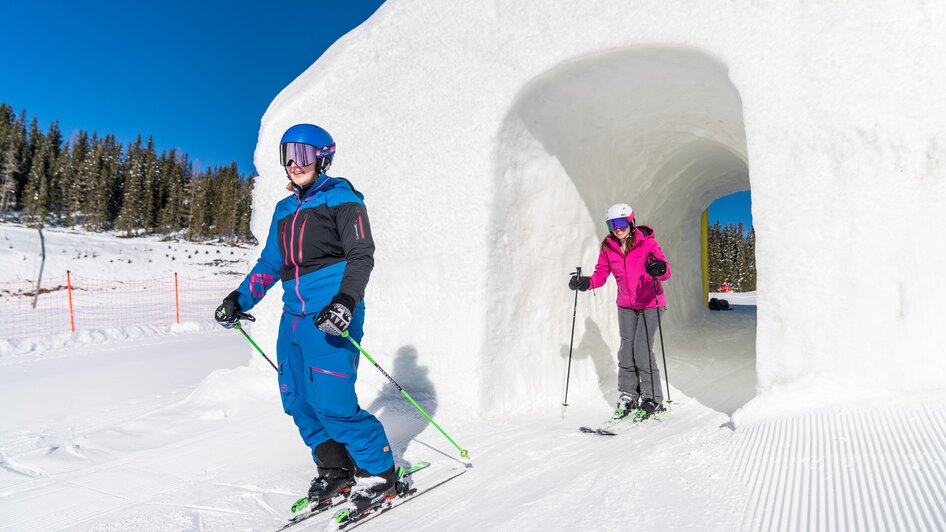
[0,273,238,340]
[176,275,238,323]
[0,276,72,339]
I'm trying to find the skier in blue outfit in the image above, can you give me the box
[214,124,396,510]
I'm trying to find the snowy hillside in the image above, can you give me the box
[0,224,253,354]
[0,224,253,282]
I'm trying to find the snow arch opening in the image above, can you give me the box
[484,47,756,416]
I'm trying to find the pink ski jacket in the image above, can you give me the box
[588,226,672,310]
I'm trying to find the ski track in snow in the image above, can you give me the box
[732,403,946,532]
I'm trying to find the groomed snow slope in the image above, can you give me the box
[2,331,944,531]
[2,230,944,530]
[251,0,946,420]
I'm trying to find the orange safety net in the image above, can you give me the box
[0,276,72,339]
[0,274,238,340]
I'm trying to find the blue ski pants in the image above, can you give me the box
[275,309,393,475]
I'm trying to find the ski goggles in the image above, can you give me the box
[280,142,335,167]
[606,217,632,232]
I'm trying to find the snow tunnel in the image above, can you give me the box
[485,47,756,415]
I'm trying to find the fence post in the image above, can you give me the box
[174,272,181,324]
[66,270,75,333]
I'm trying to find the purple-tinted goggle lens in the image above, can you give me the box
[606,217,631,232]
[280,142,335,167]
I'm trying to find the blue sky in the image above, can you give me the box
[2,1,751,227]
[709,191,753,230]
[0,1,384,174]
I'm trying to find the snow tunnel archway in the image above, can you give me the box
[484,47,756,416]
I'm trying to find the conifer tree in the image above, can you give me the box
[44,122,65,221]
[236,174,256,242]
[156,149,189,234]
[0,105,20,218]
[14,111,32,209]
[141,136,158,231]
[707,220,757,292]
[63,131,90,225]
[0,139,18,218]
[212,163,239,243]
[102,134,123,227]
[743,227,756,291]
[187,166,211,239]
[23,123,52,224]
[708,221,724,289]
[81,133,107,229]
[116,135,145,235]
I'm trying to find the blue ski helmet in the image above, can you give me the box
[280,124,335,173]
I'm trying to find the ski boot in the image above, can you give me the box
[287,469,355,519]
[635,398,666,421]
[307,470,355,506]
[613,393,638,419]
[347,466,398,516]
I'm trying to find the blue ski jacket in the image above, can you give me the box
[233,174,374,316]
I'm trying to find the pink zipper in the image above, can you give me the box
[287,179,332,315]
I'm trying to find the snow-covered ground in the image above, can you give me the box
[2,226,944,530]
[0,225,253,352]
[3,317,944,531]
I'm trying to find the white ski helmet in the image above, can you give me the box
[604,203,635,232]
[605,203,635,222]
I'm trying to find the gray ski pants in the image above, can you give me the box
[616,307,664,403]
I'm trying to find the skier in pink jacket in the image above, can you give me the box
[569,203,671,420]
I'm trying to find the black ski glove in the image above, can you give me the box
[568,275,591,292]
[315,294,355,336]
[645,254,667,277]
[215,290,243,329]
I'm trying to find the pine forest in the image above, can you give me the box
[707,220,756,292]
[0,103,255,243]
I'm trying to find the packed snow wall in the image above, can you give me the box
[486,47,750,413]
[251,1,946,418]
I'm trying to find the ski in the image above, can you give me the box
[330,462,467,530]
[635,403,671,424]
[579,413,639,436]
[579,403,672,436]
[275,461,432,531]
[274,495,341,532]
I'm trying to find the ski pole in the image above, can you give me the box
[341,331,470,460]
[232,316,279,373]
[647,255,671,404]
[562,266,581,417]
